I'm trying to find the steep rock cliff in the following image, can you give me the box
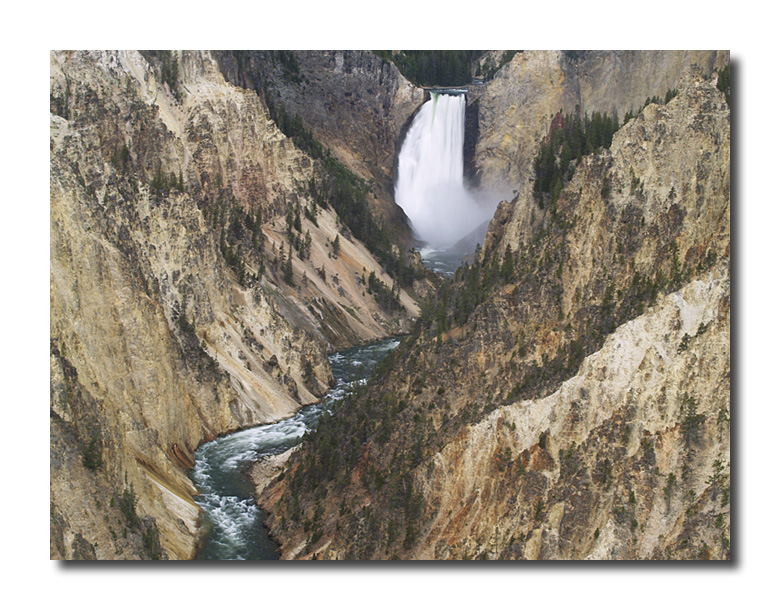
[215,50,425,241]
[259,65,730,560]
[470,50,728,194]
[50,50,419,559]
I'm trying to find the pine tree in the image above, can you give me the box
[284,244,294,286]
[717,64,730,106]
[500,246,515,283]
[551,176,564,209]
[293,205,302,233]
[286,209,294,237]
[151,161,165,191]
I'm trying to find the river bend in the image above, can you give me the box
[189,338,401,560]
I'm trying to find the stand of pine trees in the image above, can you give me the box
[532,110,621,209]
[373,51,481,87]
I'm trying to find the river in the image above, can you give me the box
[188,337,401,560]
[418,245,469,277]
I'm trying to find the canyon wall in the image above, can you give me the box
[50,50,418,559]
[215,50,425,241]
[50,50,729,561]
[260,64,731,560]
[471,50,728,193]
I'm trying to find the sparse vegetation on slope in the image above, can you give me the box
[260,67,730,560]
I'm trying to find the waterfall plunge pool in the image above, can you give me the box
[396,91,499,278]
[188,337,402,560]
[417,245,471,277]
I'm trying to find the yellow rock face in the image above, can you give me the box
[50,50,420,559]
[259,59,730,561]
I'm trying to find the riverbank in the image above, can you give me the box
[248,447,297,497]
[188,337,402,559]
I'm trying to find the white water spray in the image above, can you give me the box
[395,92,497,249]
[189,339,401,559]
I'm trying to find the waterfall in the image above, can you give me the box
[395,92,496,249]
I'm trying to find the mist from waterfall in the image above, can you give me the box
[395,92,498,250]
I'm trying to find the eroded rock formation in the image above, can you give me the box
[470,50,728,192]
[50,50,730,562]
[259,62,731,561]
[50,50,420,559]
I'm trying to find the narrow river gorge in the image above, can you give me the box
[188,338,401,560]
[49,50,731,567]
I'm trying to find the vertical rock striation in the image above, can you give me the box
[50,50,419,559]
[260,63,731,561]
[470,50,728,193]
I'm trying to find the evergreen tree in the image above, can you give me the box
[286,209,294,237]
[293,205,302,233]
[284,245,294,286]
[500,246,515,283]
[717,64,730,106]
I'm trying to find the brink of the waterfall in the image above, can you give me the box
[395,92,498,251]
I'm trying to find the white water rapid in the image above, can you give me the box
[189,338,401,559]
[395,92,497,249]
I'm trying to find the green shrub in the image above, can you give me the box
[119,482,139,528]
[82,436,102,471]
[677,333,692,353]
[717,64,730,107]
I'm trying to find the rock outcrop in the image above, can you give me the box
[214,50,425,241]
[260,62,730,560]
[50,50,419,559]
[470,50,728,193]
